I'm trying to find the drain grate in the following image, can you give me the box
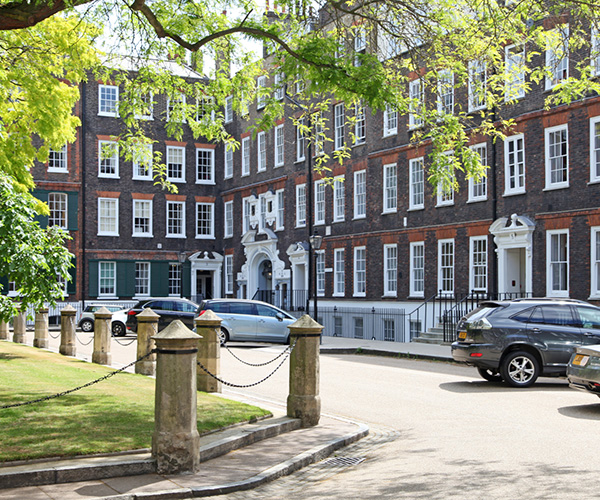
[321,456,366,467]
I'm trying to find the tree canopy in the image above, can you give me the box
[0,0,600,316]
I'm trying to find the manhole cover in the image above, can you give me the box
[321,456,366,467]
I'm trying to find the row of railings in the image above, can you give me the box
[252,289,309,312]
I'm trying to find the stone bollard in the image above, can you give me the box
[59,305,77,356]
[0,320,9,340]
[92,306,112,366]
[195,309,222,393]
[12,309,27,344]
[135,308,159,376]
[287,314,323,427]
[33,308,49,349]
[152,320,202,474]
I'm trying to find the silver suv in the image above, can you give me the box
[197,299,296,344]
[451,298,600,387]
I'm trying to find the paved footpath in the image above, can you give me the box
[0,331,450,499]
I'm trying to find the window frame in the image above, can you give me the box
[353,246,367,297]
[383,244,398,297]
[314,180,325,226]
[547,229,569,298]
[504,133,526,195]
[257,131,267,172]
[48,192,67,229]
[409,157,425,210]
[334,103,345,150]
[409,79,424,129]
[382,163,398,214]
[353,169,366,220]
[48,145,68,172]
[166,145,186,183]
[468,143,488,202]
[195,202,215,239]
[437,70,454,116]
[196,147,215,184]
[98,261,117,297]
[354,103,366,145]
[333,248,345,297]
[224,143,233,179]
[166,200,186,238]
[224,200,233,238]
[333,175,345,222]
[274,124,285,167]
[544,124,569,190]
[505,43,526,101]
[132,143,153,181]
[98,140,119,179]
[97,197,119,236]
[132,199,153,238]
[468,59,487,112]
[410,241,425,298]
[438,238,455,297]
[383,104,398,137]
[134,262,151,297]
[98,84,119,117]
[545,25,569,91]
[590,226,600,299]
[469,236,488,292]
[241,136,251,176]
[296,184,306,228]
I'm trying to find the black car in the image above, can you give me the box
[126,297,199,333]
[451,298,600,387]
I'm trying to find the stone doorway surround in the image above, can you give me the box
[489,214,535,296]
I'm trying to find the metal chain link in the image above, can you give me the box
[75,333,94,346]
[224,342,294,367]
[0,350,155,410]
[112,336,136,347]
[48,330,61,339]
[197,339,297,389]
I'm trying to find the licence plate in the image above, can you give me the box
[572,354,590,367]
[458,331,467,340]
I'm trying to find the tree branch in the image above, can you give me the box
[0,0,94,30]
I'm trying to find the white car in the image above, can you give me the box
[78,304,129,336]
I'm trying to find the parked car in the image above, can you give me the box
[126,297,199,333]
[567,344,600,397]
[196,299,296,345]
[451,298,600,387]
[78,304,129,336]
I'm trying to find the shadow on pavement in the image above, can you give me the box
[558,402,600,420]
[439,379,569,394]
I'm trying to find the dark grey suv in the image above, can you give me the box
[451,298,600,387]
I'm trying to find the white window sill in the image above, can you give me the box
[48,168,68,174]
[503,190,526,197]
[98,232,119,237]
[383,131,397,138]
[436,202,454,208]
[409,294,425,299]
[408,206,424,212]
[98,174,120,179]
[132,177,153,181]
[543,183,569,191]
[196,180,216,185]
[166,178,186,183]
[353,215,366,220]
[467,197,487,204]
[132,234,153,238]
[166,234,186,239]
[195,235,215,240]
[382,209,397,215]
[382,293,397,298]
[588,179,600,185]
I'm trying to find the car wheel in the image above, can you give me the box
[80,319,94,332]
[112,322,126,337]
[218,328,229,346]
[500,350,540,388]
[477,367,503,383]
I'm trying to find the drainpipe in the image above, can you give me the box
[490,104,498,298]
[81,80,87,308]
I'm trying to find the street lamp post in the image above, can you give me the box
[284,87,315,317]
[309,231,323,323]
[178,251,186,299]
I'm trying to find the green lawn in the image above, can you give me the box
[0,341,271,462]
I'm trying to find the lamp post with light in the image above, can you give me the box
[309,231,323,322]
[284,86,315,316]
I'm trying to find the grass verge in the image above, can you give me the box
[0,341,271,462]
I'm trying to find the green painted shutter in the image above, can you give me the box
[151,262,169,296]
[88,260,98,298]
[117,261,135,298]
[68,192,78,231]
[182,261,191,298]
[33,190,49,227]
[67,257,77,295]
[0,275,9,296]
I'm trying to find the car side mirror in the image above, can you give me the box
[276,312,284,321]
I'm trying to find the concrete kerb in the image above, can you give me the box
[97,421,370,500]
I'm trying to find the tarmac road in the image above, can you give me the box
[214,345,600,500]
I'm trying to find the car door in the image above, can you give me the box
[255,304,290,342]
[220,302,257,341]
[526,305,583,368]
[574,305,600,346]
